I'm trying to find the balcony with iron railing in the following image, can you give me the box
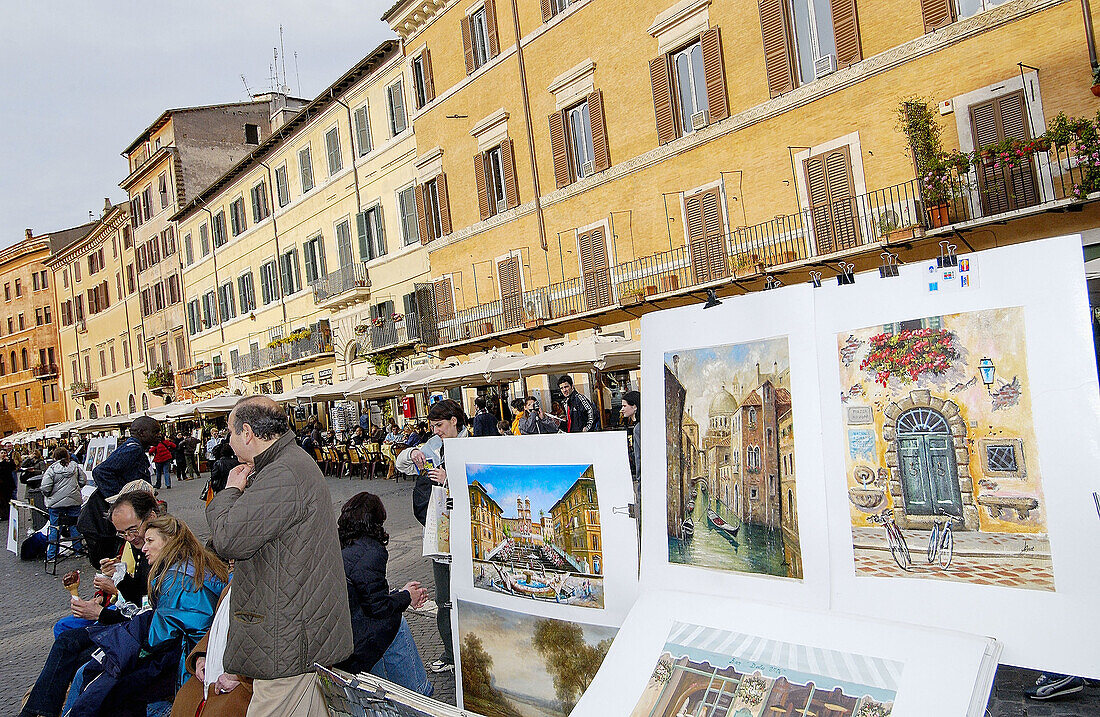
[178,363,227,390]
[311,262,371,310]
[33,363,59,380]
[231,320,335,376]
[355,314,424,355]
[420,140,1095,351]
[71,381,98,399]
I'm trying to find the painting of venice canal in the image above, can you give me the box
[467,463,604,608]
[664,337,803,579]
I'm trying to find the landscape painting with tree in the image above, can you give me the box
[467,463,605,608]
[458,600,617,717]
[838,306,1053,590]
[664,337,803,579]
[630,621,901,717]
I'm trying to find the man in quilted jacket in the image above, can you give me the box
[208,396,352,717]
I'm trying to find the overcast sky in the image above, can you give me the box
[0,1,394,248]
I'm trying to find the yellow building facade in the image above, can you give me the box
[384,0,1100,388]
[173,41,431,399]
[469,479,506,558]
[549,467,602,574]
[47,202,152,421]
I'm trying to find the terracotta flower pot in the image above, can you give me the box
[1091,84,1100,97]
[927,204,951,229]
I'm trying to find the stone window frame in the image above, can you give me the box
[979,437,1027,480]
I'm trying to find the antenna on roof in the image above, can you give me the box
[294,51,302,96]
[240,74,252,99]
[280,25,288,90]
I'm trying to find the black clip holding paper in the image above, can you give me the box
[763,275,783,291]
[836,261,855,286]
[702,288,722,309]
[809,270,822,288]
[879,252,900,278]
[937,240,958,268]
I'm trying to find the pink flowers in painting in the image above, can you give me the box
[859,328,959,386]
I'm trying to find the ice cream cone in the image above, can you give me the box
[62,570,80,598]
[66,584,79,598]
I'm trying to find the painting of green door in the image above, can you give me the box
[895,407,962,519]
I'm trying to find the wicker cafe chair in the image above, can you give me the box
[345,445,363,478]
[323,446,340,476]
[312,447,327,473]
[364,442,385,479]
[334,445,351,477]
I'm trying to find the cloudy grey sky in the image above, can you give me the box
[0,1,393,248]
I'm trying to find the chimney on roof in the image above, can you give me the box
[756,362,761,384]
[103,198,112,215]
[25,229,33,240]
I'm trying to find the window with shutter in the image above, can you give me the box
[335,218,354,267]
[803,145,860,255]
[684,187,729,283]
[759,0,795,97]
[578,226,612,310]
[436,173,452,236]
[650,56,676,145]
[587,90,611,173]
[434,277,455,320]
[501,138,519,210]
[497,255,523,329]
[549,111,572,187]
[831,0,862,66]
[700,28,729,123]
[461,15,475,75]
[414,284,440,345]
[414,183,430,244]
[474,152,491,220]
[920,0,955,32]
[969,90,1039,215]
[484,0,499,57]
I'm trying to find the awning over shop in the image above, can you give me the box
[345,366,455,400]
[295,378,376,403]
[193,394,242,415]
[487,336,639,382]
[404,351,524,391]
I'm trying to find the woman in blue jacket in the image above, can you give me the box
[67,514,228,716]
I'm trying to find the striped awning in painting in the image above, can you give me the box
[666,622,903,693]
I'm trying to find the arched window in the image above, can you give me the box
[88,404,98,419]
[104,404,112,416]
[764,385,771,401]
[128,394,136,413]
[75,408,82,420]
[21,348,28,370]
[115,401,122,415]
[748,407,756,427]
[787,488,794,524]
[141,393,149,410]
[9,351,16,372]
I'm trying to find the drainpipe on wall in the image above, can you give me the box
[1084,0,1098,68]
[332,93,365,219]
[509,0,549,252]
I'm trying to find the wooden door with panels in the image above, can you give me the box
[969,90,1039,216]
[577,225,613,311]
[803,146,861,256]
[496,255,523,330]
[684,187,729,284]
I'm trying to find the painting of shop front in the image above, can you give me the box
[838,306,1053,590]
[467,463,604,608]
[631,621,901,717]
[664,338,803,579]
[458,600,617,717]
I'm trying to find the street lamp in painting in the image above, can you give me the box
[978,357,996,393]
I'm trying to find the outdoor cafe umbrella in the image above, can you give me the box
[403,351,525,391]
[296,377,375,403]
[345,365,455,400]
[192,394,242,415]
[486,335,638,383]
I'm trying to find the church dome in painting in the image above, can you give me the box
[709,386,738,415]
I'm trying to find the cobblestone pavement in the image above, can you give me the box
[3,474,1097,715]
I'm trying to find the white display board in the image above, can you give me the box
[815,235,1100,674]
[639,283,831,609]
[577,590,1000,717]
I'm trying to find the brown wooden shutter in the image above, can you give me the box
[437,173,452,236]
[461,16,475,75]
[832,0,862,66]
[700,28,729,123]
[549,110,571,187]
[414,183,431,244]
[578,227,612,310]
[759,0,795,98]
[501,138,519,210]
[920,0,955,32]
[497,255,522,329]
[541,0,553,22]
[434,277,455,320]
[650,56,676,145]
[970,91,1039,214]
[588,90,611,173]
[804,146,860,255]
[685,188,729,284]
[474,152,490,220]
[484,0,500,57]
[422,48,436,103]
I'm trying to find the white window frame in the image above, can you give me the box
[280,247,302,295]
[353,103,372,157]
[396,184,420,246]
[671,40,706,135]
[299,144,315,193]
[358,203,387,261]
[237,270,256,314]
[387,79,408,137]
[484,144,507,213]
[303,233,327,284]
[470,6,490,69]
[260,260,281,305]
[566,99,594,179]
[411,53,429,109]
[218,280,237,323]
[251,179,270,223]
[274,162,291,207]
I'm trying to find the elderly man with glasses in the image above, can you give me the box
[19,490,161,717]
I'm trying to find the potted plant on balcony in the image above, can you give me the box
[1092,65,1100,97]
[146,365,174,395]
[620,287,645,306]
[733,253,763,279]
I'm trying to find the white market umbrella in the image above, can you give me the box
[487,335,638,382]
[346,366,454,400]
[404,351,524,391]
[193,394,242,415]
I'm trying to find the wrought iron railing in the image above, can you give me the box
[71,381,98,398]
[231,321,334,375]
[33,363,59,379]
[179,363,226,388]
[361,315,423,353]
[311,262,371,303]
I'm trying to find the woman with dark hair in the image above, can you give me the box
[336,492,428,679]
[40,447,88,559]
[621,390,641,485]
[208,442,240,494]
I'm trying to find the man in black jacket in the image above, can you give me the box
[558,375,597,432]
[19,491,160,717]
[470,396,499,437]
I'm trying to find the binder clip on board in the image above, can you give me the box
[836,261,855,286]
[809,270,823,288]
[879,251,900,278]
[937,240,959,268]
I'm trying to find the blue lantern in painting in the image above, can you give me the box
[978,357,996,392]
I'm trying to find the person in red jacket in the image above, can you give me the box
[149,436,175,489]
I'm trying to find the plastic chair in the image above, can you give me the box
[44,512,85,575]
[346,446,363,478]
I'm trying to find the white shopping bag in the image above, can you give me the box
[422,484,450,558]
